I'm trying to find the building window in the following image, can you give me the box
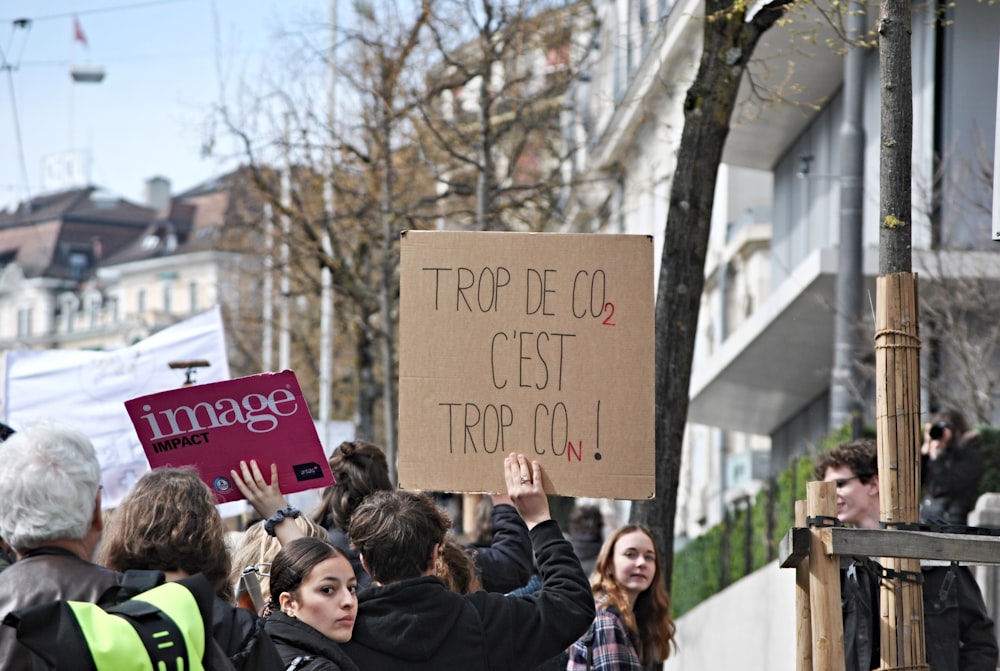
[17,307,32,337]
[60,294,78,333]
[545,43,570,85]
[163,284,172,313]
[88,296,101,329]
[137,288,147,313]
[189,281,198,313]
[67,251,89,281]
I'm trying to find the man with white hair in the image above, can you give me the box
[0,422,120,670]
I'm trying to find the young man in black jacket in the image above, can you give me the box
[343,452,596,671]
[814,438,998,671]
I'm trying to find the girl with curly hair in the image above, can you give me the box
[98,466,284,671]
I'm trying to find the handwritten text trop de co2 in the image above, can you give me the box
[423,265,617,462]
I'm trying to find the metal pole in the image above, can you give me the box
[279,116,291,372]
[262,202,274,372]
[319,0,337,450]
[829,1,866,436]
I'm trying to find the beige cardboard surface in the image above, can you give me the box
[398,230,654,499]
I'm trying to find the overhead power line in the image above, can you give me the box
[1,0,193,24]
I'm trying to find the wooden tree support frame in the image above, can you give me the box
[873,273,926,671]
[779,483,1000,671]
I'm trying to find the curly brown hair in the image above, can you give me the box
[98,466,234,601]
[311,441,392,532]
[590,525,676,665]
[812,438,878,483]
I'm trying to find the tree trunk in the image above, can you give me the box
[379,74,399,484]
[354,321,378,441]
[629,0,793,586]
[878,0,913,274]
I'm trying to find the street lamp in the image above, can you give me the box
[70,64,105,83]
[168,359,211,387]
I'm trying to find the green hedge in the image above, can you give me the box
[670,455,814,616]
[671,425,1000,618]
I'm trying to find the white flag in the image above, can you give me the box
[2,306,230,508]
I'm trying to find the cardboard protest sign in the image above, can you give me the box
[398,230,654,499]
[125,370,333,503]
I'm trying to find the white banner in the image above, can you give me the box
[2,307,231,508]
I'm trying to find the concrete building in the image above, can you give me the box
[98,173,263,348]
[0,187,154,349]
[0,171,263,355]
[562,0,1000,540]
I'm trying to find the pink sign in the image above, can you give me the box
[125,370,334,503]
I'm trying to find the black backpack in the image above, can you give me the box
[3,570,217,671]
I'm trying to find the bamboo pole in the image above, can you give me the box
[795,500,813,671]
[807,481,845,671]
[874,272,928,671]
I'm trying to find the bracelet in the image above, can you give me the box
[264,507,301,537]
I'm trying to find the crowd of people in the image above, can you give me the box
[0,408,994,671]
[0,422,676,671]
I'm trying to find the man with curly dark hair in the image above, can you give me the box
[815,438,997,671]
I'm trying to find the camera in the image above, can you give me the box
[929,421,951,441]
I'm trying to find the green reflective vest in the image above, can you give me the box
[4,572,214,671]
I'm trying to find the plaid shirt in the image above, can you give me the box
[567,606,643,671]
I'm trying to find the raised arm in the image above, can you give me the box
[468,492,533,593]
[230,460,305,546]
[477,453,595,668]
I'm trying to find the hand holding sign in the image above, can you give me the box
[232,460,286,518]
[504,452,550,530]
[231,459,306,546]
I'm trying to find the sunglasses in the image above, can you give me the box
[242,562,272,578]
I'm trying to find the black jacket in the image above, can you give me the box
[213,597,284,671]
[921,430,985,525]
[0,547,121,671]
[265,611,360,671]
[842,557,998,671]
[466,503,533,593]
[343,519,595,671]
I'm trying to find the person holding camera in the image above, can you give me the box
[921,409,985,526]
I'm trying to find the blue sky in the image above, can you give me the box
[0,0,334,210]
